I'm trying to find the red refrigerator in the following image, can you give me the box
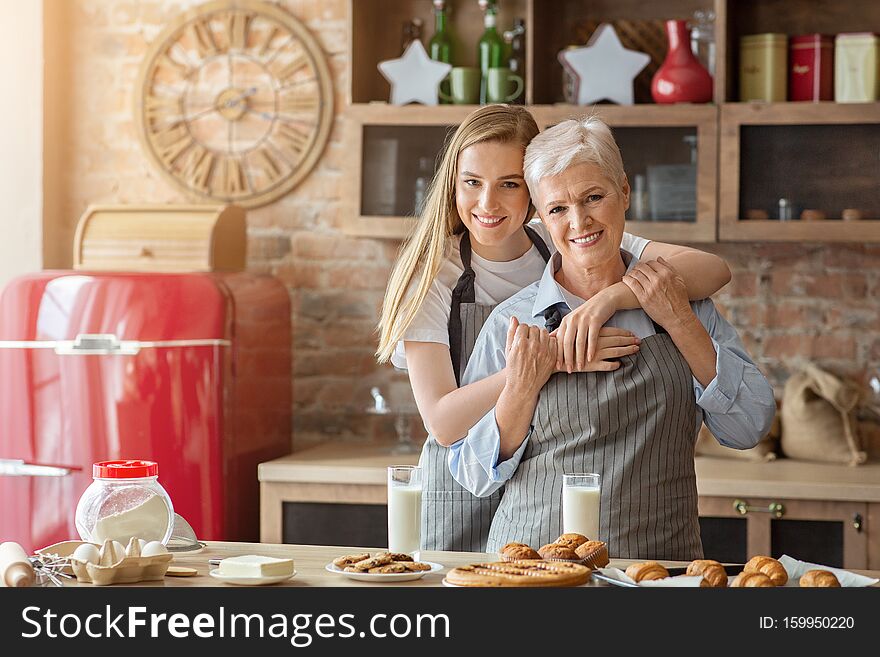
[0,271,291,553]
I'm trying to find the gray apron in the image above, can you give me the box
[485,321,703,561]
[419,226,551,552]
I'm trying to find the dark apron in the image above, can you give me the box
[486,318,703,561]
[419,226,551,552]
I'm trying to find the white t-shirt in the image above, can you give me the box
[391,221,649,369]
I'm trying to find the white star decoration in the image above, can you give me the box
[378,40,453,106]
[560,24,651,105]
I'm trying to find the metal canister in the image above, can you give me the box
[740,33,788,101]
[835,33,880,102]
[789,34,834,101]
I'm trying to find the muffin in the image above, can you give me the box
[537,543,580,562]
[574,540,609,568]
[553,533,590,550]
[500,542,541,562]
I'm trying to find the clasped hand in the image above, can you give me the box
[504,316,641,392]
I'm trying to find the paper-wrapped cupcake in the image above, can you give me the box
[499,542,541,562]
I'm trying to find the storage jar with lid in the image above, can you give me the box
[740,33,788,101]
[75,460,175,545]
[835,33,879,102]
[789,34,834,101]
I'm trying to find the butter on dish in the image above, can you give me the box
[217,555,294,578]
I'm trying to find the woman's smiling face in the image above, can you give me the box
[536,161,629,271]
[455,140,532,259]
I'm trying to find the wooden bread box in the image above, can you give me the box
[73,204,246,272]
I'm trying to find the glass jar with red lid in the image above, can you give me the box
[74,460,175,545]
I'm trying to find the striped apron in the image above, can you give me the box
[485,326,704,561]
[419,226,551,551]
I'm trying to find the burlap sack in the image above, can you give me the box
[695,409,780,462]
[780,364,867,466]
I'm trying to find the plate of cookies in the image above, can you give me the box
[325,552,443,582]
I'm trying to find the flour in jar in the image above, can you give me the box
[92,494,171,544]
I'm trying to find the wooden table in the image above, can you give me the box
[60,541,880,587]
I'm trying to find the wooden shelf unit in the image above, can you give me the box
[719,101,880,242]
[344,0,880,243]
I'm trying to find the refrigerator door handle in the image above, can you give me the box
[0,459,79,477]
[54,333,140,356]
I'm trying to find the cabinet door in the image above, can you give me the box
[699,496,869,569]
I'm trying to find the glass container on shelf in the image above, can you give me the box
[503,18,526,103]
[477,0,505,104]
[429,1,454,103]
[627,174,650,221]
[689,9,716,76]
[414,156,433,216]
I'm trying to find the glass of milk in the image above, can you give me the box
[562,473,601,539]
[387,465,422,559]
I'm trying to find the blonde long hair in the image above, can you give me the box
[376,105,539,363]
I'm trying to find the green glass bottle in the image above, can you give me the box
[429,1,453,104]
[477,0,504,104]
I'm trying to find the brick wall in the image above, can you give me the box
[48,1,879,452]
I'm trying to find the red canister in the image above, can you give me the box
[789,34,834,101]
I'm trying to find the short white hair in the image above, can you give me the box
[524,115,626,200]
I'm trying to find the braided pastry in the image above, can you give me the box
[687,559,728,588]
[744,556,788,586]
[731,571,774,587]
[624,561,669,582]
[799,569,841,587]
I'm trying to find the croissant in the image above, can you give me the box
[731,571,774,587]
[625,561,669,582]
[799,569,841,587]
[687,559,728,588]
[744,556,788,587]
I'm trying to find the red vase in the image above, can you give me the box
[651,19,713,103]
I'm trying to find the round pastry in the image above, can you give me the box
[799,569,841,587]
[687,559,728,588]
[731,571,774,587]
[537,543,580,561]
[624,561,669,582]
[574,540,609,568]
[445,560,591,587]
[744,556,788,586]
[500,543,541,562]
[553,533,590,549]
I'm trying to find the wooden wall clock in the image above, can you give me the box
[134,0,334,208]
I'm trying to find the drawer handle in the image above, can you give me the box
[733,499,785,518]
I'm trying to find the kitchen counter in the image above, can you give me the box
[258,441,880,502]
[59,541,880,587]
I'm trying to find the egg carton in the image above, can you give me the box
[37,538,172,585]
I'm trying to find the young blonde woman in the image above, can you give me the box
[376,105,731,553]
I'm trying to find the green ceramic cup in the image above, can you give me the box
[439,67,481,104]
[486,67,524,103]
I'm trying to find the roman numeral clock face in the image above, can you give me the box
[135,0,333,207]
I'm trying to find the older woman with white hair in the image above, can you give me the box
[447,116,776,560]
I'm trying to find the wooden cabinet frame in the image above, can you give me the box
[719,102,880,242]
[699,495,870,569]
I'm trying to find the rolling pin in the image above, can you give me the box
[0,542,36,587]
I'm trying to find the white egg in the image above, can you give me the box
[72,543,100,564]
[141,541,169,557]
[137,539,148,551]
